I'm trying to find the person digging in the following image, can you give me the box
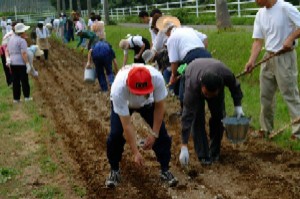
[106,64,178,188]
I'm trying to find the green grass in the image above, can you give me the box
[0,31,85,199]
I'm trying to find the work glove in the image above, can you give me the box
[179,146,189,166]
[6,57,11,67]
[234,106,245,119]
[26,63,31,74]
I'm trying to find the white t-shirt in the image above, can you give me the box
[149,17,156,45]
[1,20,7,29]
[110,64,167,116]
[167,27,207,63]
[123,36,144,55]
[88,18,94,28]
[53,19,60,29]
[253,0,300,52]
[152,31,168,52]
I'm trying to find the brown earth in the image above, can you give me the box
[32,39,300,199]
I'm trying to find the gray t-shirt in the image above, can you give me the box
[7,35,28,65]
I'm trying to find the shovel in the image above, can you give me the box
[236,49,292,79]
[269,117,300,139]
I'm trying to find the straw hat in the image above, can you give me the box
[156,16,181,33]
[142,49,156,64]
[14,23,30,33]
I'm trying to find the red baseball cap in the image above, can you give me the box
[127,66,154,95]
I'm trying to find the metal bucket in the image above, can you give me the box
[84,67,96,83]
[222,117,251,144]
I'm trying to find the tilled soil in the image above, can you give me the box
[33,39,300,199]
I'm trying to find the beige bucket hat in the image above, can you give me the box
[156,16,181,33]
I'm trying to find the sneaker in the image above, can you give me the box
[211,155,220,163]
[24,97,33,102]
[199,157,212,165]
[13,99,20,104]
[160,170,178,187]
[105,170,121,188]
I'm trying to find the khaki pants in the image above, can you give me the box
[260,50,300,138]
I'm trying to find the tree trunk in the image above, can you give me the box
[87,0,92,16]
[77,0,81,12]
[69,0,73,12]
[104,0,109,24]
[57,0,61,16]
[62,0,66,14]
[215,0,232,29]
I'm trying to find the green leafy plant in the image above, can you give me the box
[0,168,16,184]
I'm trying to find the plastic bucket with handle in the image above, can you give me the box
[84,67,96,83]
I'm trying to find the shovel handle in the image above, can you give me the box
[269,117,300,139]
[236,49,291,79]
[166,75,181,88]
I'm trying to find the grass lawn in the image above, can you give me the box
[0,32,86,199]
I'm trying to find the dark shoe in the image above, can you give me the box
[199,157,212,165]
[291,134,300,141]
[160,170,178,187]
[249,130,267,138]
[211,155,220,163]
[105,170,121,188]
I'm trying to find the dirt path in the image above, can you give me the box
[33,40,300,199]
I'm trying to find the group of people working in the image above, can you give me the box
[0,0,299,189]
[102,0,300,189]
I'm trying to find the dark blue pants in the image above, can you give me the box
[107,103,172,172]
[193,90,225,159]
[93,58,114,91]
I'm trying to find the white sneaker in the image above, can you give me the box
[13,99,20,104]
[24,97,33,102]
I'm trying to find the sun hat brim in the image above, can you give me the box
[15,25,30,33]
[156,16,181,32]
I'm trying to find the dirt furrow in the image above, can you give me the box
[32,39,300,199]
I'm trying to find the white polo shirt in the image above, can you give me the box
[167,27,207,63]
[110,64,167,116]
[123,36,144,55]
[253,0,300,52]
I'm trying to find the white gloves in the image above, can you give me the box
[179,146,189,166]
[234,106,245,119]
[26,63,31,74]
[6,57,11,66]
[134,54,140,59]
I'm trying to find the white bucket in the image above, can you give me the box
[84,67,96,83]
